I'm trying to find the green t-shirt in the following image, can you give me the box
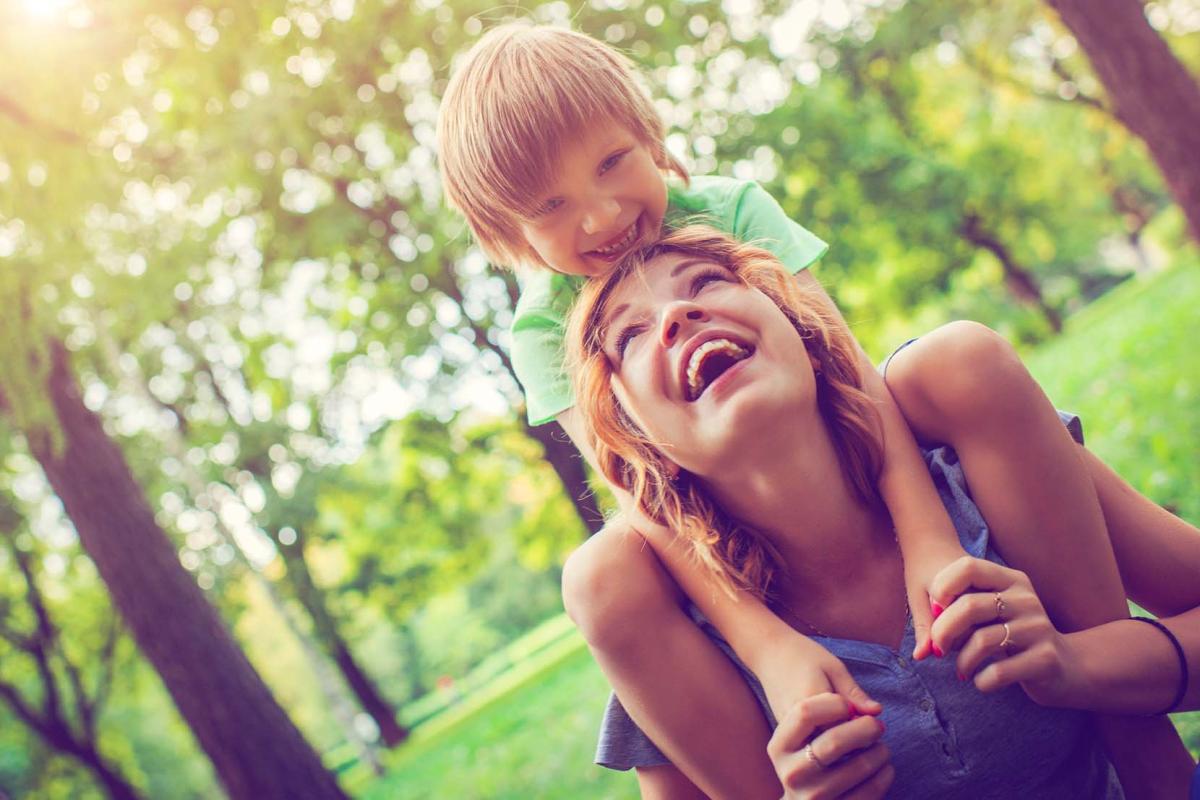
[510,175,828,425]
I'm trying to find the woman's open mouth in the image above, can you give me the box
[586,216,641,261]
[684,337,755,402]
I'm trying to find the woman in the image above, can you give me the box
[564,226,1199,798]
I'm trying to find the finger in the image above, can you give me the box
[828,663,883,716]
[909,586,935,661]
[805,739,890,798]
[809,715,886,767]
[843,759,895,800]
[974,642,1057,694]
[768,693,853,756]
[773,718,881,793]
[929,556,1019,607]
[932,589,1027,655]
[956,619,1032,680]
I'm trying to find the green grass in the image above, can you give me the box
[364,641,635,800]
[365,264,1200,796]
[1025,264,1200,525]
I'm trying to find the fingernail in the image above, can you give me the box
[877,718,887,733]
[957,671,965,682]
[931,601,944,619]
[932,643,944,659]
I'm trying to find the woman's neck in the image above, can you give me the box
[701,409,895,595]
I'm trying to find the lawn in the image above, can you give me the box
[367,264,1200,797]
[364,642,636,800]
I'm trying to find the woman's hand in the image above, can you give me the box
[929,556,1089,707]
[768,694,893,800]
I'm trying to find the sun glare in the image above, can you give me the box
[20,0,76,21]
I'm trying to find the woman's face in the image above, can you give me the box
[598,250,821,476]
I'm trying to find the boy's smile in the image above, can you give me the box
[519,123,668,277]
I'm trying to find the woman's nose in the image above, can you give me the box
[582,198,621,235]
[660,303,707,346]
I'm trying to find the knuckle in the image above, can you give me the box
[809,784,834,800]
[951,554,976,577]
[782,764,806,791]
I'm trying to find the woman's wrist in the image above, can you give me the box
[1062,618,1187,714]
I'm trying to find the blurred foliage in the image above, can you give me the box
[0,0,1197,796]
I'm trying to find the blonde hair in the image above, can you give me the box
[437,22,688,269]
[566,226,883,599]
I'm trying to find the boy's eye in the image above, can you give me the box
[538,197,564,215]
[599,150,627,174]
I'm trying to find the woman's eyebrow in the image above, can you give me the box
[669,258,710,278]
[599,302,631,348]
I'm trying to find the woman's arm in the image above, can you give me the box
[636,764,711,800]
[881,322,1196,795]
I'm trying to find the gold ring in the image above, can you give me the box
[994,592,1007,621]
[999,622,1013,655]
[804,742,827,769]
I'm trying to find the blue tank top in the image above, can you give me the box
[595,425,1122,799]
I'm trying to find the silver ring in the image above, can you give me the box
[804,742,827,769]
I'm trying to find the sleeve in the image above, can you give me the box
[732,181,829,275]
[595,692,672,771]
[509,273,579,426]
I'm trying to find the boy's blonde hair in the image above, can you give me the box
[566,226,883,599]
[437,22,688,269]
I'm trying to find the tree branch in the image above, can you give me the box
[10,545,65,728]
[0,92,83,144]
[958,46,1109,115]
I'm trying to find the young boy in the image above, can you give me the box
[437,22,1195,797]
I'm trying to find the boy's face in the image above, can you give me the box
[519,125,668,277]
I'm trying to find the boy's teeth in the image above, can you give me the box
[686,338,751,400]
[592,221,637,255]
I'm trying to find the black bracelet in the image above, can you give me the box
[1131,616,1188,715]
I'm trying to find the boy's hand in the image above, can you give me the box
[904,540,971,661]
[756,634,882,724]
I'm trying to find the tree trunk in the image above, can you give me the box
[522,419,605,535]
[437,265,606,536]
[1046,0,1200,245]
[280,541,409,746]
[18,341,348,800]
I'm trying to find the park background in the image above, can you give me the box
[1,0,1198,797]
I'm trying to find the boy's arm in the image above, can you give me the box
[792,270,965,659]
[557,405,881,718]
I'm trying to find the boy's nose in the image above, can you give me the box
[582,198,621,235]
[660,303,706,346]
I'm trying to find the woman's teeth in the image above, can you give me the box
[686,338,752,401]
[590,220,638,256]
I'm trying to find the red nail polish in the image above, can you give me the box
[932,643,944,659]
[877,718,887,733]
[957,671,965,681]
[931,601,944,619]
